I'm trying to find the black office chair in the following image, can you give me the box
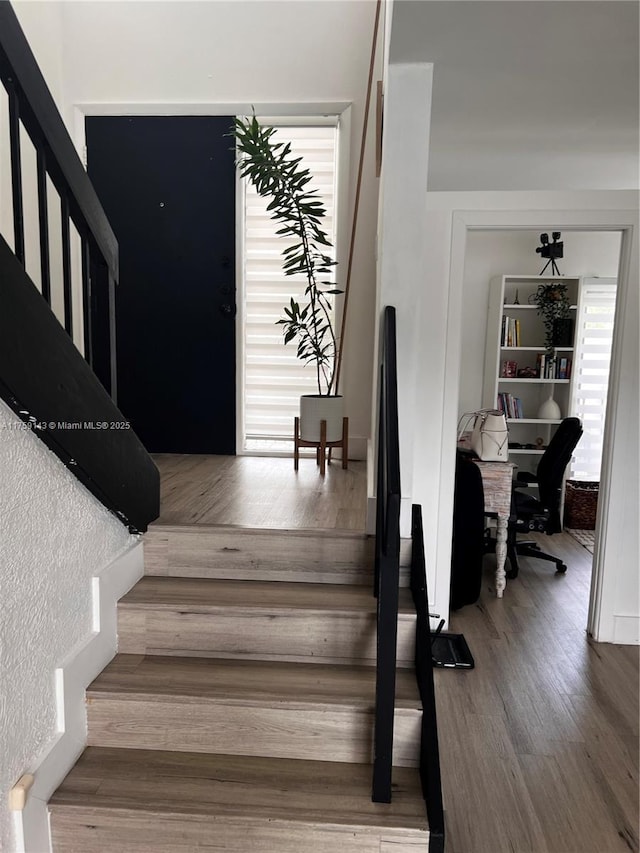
[506,416,583,578]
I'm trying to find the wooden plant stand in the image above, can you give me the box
[294,416,349,476]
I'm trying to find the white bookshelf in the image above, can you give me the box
[482,275,580,475]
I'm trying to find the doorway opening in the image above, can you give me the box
[455,228,622,628]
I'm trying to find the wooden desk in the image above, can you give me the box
[472,460,514,598]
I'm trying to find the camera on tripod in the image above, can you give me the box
[536,232,563,275]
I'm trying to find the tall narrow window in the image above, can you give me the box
[569,279,617,481]
[241,122,339,453]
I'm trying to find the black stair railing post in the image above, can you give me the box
[374,363,385,598]
[372,306,402,804]
[81,238,93,367]
[372,491,401,803]
[88,258,111,396]
[61,195,73,334]
[36,145,51,303]
[7,80,25,264]
[107,270,118,404]
[410,503,446,853]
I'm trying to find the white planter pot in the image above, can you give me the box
[299,395,344,443]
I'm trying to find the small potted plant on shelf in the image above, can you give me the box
[529,282,572,350]
[232,115,343,443]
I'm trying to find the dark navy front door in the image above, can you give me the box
[86,115,236,454]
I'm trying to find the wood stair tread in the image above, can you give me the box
[49,746,428,833]
[149,522,372,540]
[120,575,415,615]
[88,654,421,710]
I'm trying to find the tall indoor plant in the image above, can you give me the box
[530,281,572,419]
[232,115,343,441]
[530,282,572,351]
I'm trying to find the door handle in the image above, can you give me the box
[219,303,235,318]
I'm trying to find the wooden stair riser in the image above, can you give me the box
[118,607,416,667]
[145,525,411,586]
[87,698,420,768]
[50,808,428,853]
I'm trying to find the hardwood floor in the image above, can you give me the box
[152,453,368,530]
[438,533,639,853]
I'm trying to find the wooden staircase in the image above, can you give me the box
[48,524,430,852]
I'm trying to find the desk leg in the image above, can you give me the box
[495,513,508,598]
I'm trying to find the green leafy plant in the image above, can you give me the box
[530,282,571,350]
[232,115,342,396]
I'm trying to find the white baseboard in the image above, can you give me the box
[348,435,367,461]
[326,435,367,462]
[17,540,144,853]
[613,614,640,645]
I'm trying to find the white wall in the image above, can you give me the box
[377,62,433,542]
[592,222,640,644]
[458,230,623,416]
[19,0,381,458]
[389,1,639,192]
[0,399,136,852]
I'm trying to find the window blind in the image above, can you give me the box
[242,124,339,452]
[569,280,617,481]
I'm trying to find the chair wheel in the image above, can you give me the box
[556,563,567,574]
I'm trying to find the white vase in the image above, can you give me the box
[538,393,561,420]
[299,395,344,442]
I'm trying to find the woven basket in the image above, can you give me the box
[564,480,599,530]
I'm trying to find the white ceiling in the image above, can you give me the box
[389,1,639,190]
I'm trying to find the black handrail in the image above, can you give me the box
[0,5,158,532]
[0,235,159,533]
[0,3,118,396]
[372,305,401,803]
[410,504,446,853]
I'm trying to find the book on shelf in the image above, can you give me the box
[557,356,573,379]
[536,352,554,378]
[502,360,518,378]
[536,352,572,379]
[497,392,523,419]
[546,356,555,379]
[501,316,521,347]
